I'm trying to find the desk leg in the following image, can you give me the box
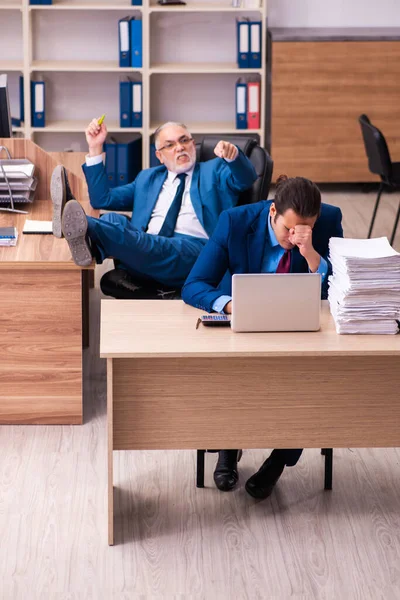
[107,358,114,546]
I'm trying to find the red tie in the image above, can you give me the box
[276,250,291,273]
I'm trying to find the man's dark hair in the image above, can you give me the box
[274,174,321,218]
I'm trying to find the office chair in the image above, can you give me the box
[359,114,400,245]
[99,136,273,299]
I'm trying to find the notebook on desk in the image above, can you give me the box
[22,219,53,234]
[231,273,321,333]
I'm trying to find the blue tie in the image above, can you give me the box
[158,173,187,238]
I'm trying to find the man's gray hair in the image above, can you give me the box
[153,122,189,149]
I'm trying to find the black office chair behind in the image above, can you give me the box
[99,135,273,300]
[359,114,400,245]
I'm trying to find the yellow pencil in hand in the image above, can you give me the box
[97,114,106,125]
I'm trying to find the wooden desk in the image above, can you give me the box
[100,299,400,545]
[0,140,95,425]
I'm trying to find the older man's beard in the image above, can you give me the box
[173,150,196,174]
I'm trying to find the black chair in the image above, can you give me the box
[100,135,273,299]
[359,114,400,245]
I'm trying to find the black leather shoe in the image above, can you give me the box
[213,449,242,491]
[245,455,285,500]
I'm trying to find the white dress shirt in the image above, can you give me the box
[85,154,209,239]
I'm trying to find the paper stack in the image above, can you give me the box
[328,237,400,335]
[0,160,37,205]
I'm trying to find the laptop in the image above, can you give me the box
[230,273,321,333]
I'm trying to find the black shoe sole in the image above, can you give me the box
[51,165,67,238]
[61,200,92,267]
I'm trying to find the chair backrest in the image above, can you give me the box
[359,114,392,180]
[196,135,273,205]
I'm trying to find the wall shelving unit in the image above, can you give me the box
[1,0,267,168]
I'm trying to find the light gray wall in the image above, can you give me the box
[268,0,400,27]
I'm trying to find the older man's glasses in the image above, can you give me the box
[158,136,194,152]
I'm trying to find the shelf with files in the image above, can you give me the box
[29,9,143,64]
[28,2,143,11]
[150,72,262,139]
[17,0,266,170]
[28,70,143,132]
[30,61,143,73]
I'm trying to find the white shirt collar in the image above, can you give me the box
[167,164,195,184]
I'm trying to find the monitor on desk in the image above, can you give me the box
[0,74,12,138]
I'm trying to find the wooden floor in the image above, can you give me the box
[1,188,400,599]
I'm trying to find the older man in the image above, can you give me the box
[54,120,257,288]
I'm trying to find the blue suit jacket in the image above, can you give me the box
[182,200,344,312]
[82,150,257,237]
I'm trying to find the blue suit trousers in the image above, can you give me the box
[86,213,207,287]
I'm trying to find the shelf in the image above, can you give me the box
[12,126,24,132]
[31,120,143,133]
[30,61,143,73]
[29,1,142,10]
[0,61,24,72]
[149,3,263,13]
[151,121,261,135]
[0,3,22,9]
[150,63,262,74]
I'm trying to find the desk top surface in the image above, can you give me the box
[100,300,400,358]
[0,147,95,269]
[0,197,95,269]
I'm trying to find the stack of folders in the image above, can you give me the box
[118,16,143,68]
[104,138,142,188]
[235,78,260,129]
[0,160,37,206]
[328,237,400,335]
[120,80,143,128]
[31,80,45,128]
[236,18,262,69]
[0,227,18,246]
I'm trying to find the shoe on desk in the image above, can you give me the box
[245,455,285,500]
[51,165,75,238]
[213,449,242,492]
[61,199,92,267]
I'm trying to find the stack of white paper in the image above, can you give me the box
[328,237,400,335]
[0,160,37,206]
